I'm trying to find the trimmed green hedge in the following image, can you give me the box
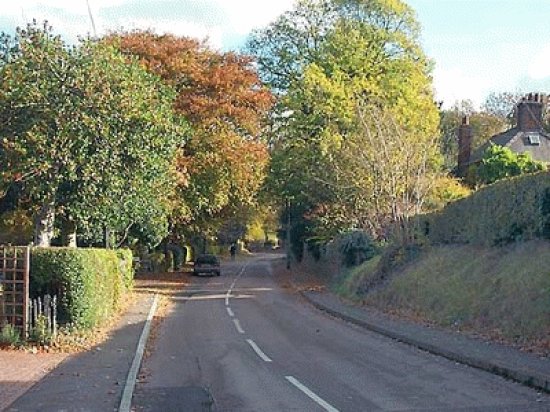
[30,248,134,328]
[420,171,550,245]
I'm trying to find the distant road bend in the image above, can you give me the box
[133,254,548,412]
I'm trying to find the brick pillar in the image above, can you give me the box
[457,115,472,177]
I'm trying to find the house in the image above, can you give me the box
[457,93,550,176]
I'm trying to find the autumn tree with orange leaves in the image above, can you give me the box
[106,31,274,238]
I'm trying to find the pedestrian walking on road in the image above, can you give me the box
[230,244,236,260]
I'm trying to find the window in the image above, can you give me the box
[527,133,541,145]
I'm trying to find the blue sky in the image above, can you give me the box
[1,0,549,108]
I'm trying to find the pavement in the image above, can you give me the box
[301,290,550,394]
[0,351,68,411]
[1,293,156,412]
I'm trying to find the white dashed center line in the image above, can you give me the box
[233,319,245,334]
[246,339,273,362]
[223,261,340,411]
[285,376,340,412]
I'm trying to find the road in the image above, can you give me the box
[132,254,547,411]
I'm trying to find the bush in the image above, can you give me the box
[475,145,546,185]
[148,251,165,272]
[28,314,54,345]
[425,176,471,211]
[31,248,134,329]
[336,231,378,267]
[0,323,21,346]
[418,171,550,246]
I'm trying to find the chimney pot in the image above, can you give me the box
[517,92,544,132]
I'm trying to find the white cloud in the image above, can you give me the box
[5,0,130,18]
[3,0,294,50]
[528,43,550,80]
[214,0,296,34]
[111,18,224,49]
[432,66,488,109]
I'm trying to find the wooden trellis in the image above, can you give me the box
[0,246,30,335]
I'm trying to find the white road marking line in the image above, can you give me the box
[246,339,272,362]
[119,294,159,412]
[225,263,248,306]
[233,319,245,334]
[285,376,340,412]
[226,307,234,317]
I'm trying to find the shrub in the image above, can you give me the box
[28,314,54,345]
[336,231,378,267]
[306,237,328,262]
[150,251,171,272]
[419,171,550,246]
[30,248,134,329]
[425,176,471,211]
[475,145,546,185]
[0,323,21,346]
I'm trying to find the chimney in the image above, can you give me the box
[457,115,472,176]
[517,93,545,132]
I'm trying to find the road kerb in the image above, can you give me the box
[119,293,159,412]
[301,291,550,394]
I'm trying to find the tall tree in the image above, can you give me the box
[0,22,184,246]
[108,32,274,237]
[249,0,440,245]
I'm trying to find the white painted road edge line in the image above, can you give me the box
[226,307,234,317]
[119,294,159,412]
[285,376,340,412]
[233,319,245,334]
[246,339,272,362]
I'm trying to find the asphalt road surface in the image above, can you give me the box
[132,254,548,412]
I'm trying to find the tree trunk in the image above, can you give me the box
[104,227,112,249]
[61,218,77,248]
[34,199,55,247]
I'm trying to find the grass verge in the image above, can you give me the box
[333,241,550,354]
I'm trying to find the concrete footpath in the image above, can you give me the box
[302,290,550,394]
[3,294,156,412]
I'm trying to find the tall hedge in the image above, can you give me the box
[30,248,134,328]
[421,171,550,245]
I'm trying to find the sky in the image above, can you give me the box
[1,0,549,109]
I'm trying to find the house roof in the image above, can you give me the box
[468,127,550,164]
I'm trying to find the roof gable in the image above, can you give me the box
[469,127,550,164]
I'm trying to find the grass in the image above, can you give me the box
[332,256,381,302]
[356,241,550,347]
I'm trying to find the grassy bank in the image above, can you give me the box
[333,241,550,351]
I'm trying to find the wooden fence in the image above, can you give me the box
[28,294,57,339]
[0,246,30,335]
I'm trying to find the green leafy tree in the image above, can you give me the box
[108,31,273,241]
[0,22,185,247]
[475,145,546,185]
[250,0,440,248]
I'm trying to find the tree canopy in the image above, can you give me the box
[249,0,440,247]
[107,31,274,239]
[0,22,185,247]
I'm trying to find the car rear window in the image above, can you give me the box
[196,255,219,264]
